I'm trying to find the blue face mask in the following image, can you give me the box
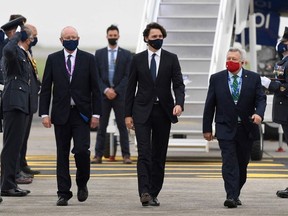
[63,39,79,51]
[277,42,288,54]
[148,39,163,50]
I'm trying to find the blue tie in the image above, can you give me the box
[109,49,116,86]
[150,53,156,82]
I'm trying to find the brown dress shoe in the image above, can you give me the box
[91,156,102,164]
[16,176,33,184]
[123,156,132,164]
[140,193,152,206]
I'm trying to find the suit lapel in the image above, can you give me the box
[59,50,70,82]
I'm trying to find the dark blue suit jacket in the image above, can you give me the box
[203,69,266,140]
[95,47,131,100]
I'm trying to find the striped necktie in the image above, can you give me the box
[232,75,239,101]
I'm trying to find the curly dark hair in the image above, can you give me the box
[142,22,167,42]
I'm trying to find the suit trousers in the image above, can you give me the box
[18,113,33,171]
[1,110,30,190]
[134,103,171,197]
[95,97,130,158]
[218,124,253,200]
[54,107,90,199]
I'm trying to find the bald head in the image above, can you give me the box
[60,26,79,39]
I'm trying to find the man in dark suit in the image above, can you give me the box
[1,25,35,197]
[261,27,288,198]
[203,47,266,208]
[125,22,185,207]
[39,26,101,206]
[91,25,132,164]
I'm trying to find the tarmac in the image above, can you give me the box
[1,118,288,216]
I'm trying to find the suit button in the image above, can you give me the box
[280,102,283,104]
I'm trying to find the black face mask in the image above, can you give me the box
[63,39,79,51]
[108,38,118,46]
[148,39,163,50]
[30,37,38,47]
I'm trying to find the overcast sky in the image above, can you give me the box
[0,0,146,51]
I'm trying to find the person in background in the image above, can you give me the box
[17,23,41,180]
[1,24,36,197]
[39,26,101,206]
[91,25,132,164]
[125,22,185,207]
[261,26,288,199]
[203,47,266,208]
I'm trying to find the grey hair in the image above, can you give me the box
[22,26,33,39]
[227,47,246,61]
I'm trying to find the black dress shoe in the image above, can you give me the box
[57,197,68,206]
[276,187,288,198]
[224,198,237,208]
[77,186,88,202]
[0,196,2,203]
[236,198,242,205]
[149,197,160,206]
[1,187,29,197]
[140,193,152,206]
[22,166,40,175]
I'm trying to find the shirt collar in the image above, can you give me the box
[108,46,118,52]
[64,49,77,58]
[228,68,243,78]
[148,48,161,57]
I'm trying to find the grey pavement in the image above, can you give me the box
[1,118,288,215]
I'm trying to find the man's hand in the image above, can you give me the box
[261,76,271,89]
[173,105,182,116]
[203,132,214,141]
[105,88,117,100]
[125,117,134,130]
[90,116,99,129]
[42,116,52,128]
[251,114,262,125]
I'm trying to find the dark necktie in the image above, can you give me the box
[232,75,239,101]
[150,53,156,82]
[67,54,72,75]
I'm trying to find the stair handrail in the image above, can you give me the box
[136,0,161,53]
[209,0,236,77]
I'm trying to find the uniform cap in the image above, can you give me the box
[1,16,26,31]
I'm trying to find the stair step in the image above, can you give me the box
[168,139,209,152]
[165,31,215,44]
[158,17,217,31]
[159,3,219,17]
[163,45,213,58]
[179,59,211,73]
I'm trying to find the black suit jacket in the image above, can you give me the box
[203,69,266,140]
[39,49,101,125]
[95,47,131,99]
[125,49,185,124]
[268,56,288,124]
